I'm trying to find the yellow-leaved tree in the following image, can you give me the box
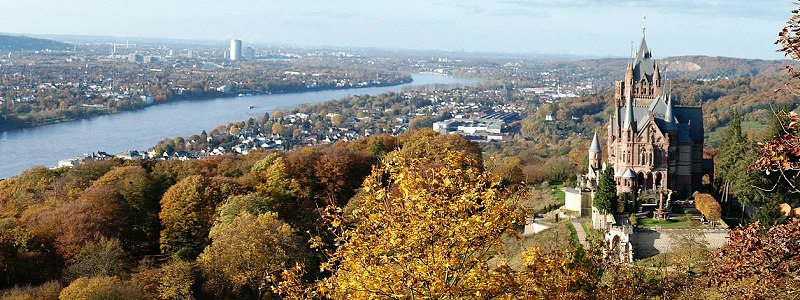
[319,148,523,298]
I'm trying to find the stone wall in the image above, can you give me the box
[564,188,591,216]
[629,228,729,259]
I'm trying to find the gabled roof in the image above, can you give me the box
[622,169,637,178]
[614,93,702,143]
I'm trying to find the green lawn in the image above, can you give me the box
[638,218,693,228]
[580,220,595,241]
[552,184,565,206]
[521,183,565,215]
[566,221,582,250]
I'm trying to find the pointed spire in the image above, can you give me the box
[625,61,634,86]
[589,131,601,153]
[663,94,678,131]
[664,95,674,121]
[653,62,661,85]
[636,17,651,62]
[624,92,634,130]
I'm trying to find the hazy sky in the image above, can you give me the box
[0,0,794,59]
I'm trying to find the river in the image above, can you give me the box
[0,73,474,179]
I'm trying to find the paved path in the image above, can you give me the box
[571,217,589,248]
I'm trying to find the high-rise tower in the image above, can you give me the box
[230,39,242,61]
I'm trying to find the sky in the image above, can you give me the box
[0,0,795,59]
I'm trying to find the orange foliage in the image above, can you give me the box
[694,193,721,221]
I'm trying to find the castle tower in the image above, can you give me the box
[589,132,601,170]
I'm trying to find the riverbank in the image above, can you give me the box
[0,73,473,179]
[0,77,412,132]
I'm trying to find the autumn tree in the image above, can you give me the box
[24,185,130,261]
[512,247,604,299]
[407,115,435,131]
[198,212,302,299]
[397,129,483,168]
[132,260,195,300]
[694,193,722,223]
[91,165,160,252]
[593,167,617,214]
[59,276,141,300]
[491,156,526,186]
[776,3,800,81]
[159,175,220,259]
[314,146,372,207]
[64,238,131,282]
[319,148,523,298]
[708,219,800,299]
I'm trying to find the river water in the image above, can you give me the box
[0,73,473,178]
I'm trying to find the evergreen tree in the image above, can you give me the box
[716,111,764,223]
[763,106,791,141]
[368,137,386,160]
[594,166,617,214]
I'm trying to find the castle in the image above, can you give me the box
[583,32,706,196]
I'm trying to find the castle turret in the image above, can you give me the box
[653,63,662,87]
[589,131,601,170]
[625,62,634,99]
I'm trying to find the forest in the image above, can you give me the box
[0,128,797,299]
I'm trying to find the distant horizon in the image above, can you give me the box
[4,31,795,63]
[0,0,794,60]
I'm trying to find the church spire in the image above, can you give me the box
[636,16,651,63]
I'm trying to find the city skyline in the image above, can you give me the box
[0,1,794,59]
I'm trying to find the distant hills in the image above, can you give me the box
[660,55,795,79]
[569,55,797,80]
[0,34,71,51]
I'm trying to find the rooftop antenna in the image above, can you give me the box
[630,41,635,64]
[630,41,634,57]
[642,15,647,37]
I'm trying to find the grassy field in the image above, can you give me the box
[503,221,573,269]
[519,184,566,213]
[519,184,564,214]
[638,218,694,228]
